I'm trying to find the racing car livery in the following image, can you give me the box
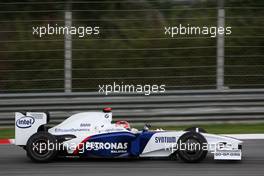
[15,108,242,162]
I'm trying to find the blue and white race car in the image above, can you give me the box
[15,108,242,163]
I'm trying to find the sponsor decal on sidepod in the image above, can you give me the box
[86,142,128,151]
[16,116,35,128]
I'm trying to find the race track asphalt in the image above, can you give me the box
[0,140,263,176]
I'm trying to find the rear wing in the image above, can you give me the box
[15,112,49,146]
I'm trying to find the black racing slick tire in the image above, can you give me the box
[26,132,58,162]
[185,127,207,133]
[177,131,208,163]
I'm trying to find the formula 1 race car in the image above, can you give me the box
[15,108,242,163]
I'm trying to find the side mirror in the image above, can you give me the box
[143,124,151,131]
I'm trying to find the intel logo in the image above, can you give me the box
[16,116,35,128]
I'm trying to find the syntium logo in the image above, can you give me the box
[86,142,128,151]
[155,136,177,143]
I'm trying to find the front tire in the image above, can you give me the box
[185,127,207,133]
[177,131,208,163]
[26,132,58,162]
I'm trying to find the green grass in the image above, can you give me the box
[135,123,264,134]
[1,123,264,139]
[0,129,14,139]
[147,123,264,134]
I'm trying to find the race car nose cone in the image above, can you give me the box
[103,107,112,113]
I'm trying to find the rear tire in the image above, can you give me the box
[177,131,208,163]
[26,132,58,162]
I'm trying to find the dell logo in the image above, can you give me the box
[16,116,35,128]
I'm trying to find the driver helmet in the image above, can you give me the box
[115,120,131,129]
